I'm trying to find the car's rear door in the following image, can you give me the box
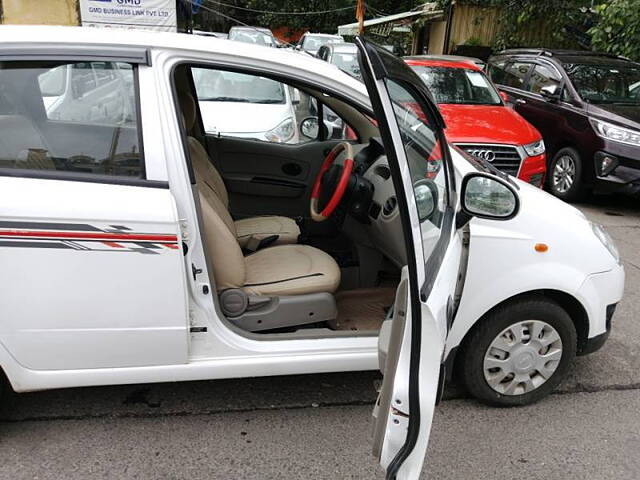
[356,38,464,479]
[0,52,189,371]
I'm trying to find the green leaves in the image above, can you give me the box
[589,0,640,61]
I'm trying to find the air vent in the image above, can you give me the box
[374,165,391,180]
[382,196,397,216]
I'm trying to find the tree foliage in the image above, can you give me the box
[589,0,640,61]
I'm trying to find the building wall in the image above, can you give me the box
[427,20,447,54]
[2,0,80,26]
[449,4,500,49]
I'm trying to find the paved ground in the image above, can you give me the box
[1,194,639,479]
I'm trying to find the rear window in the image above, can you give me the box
[0,60,142,178]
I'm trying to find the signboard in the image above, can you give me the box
[79,0,177,32]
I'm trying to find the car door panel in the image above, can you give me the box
[0,176,189,371]
[205,135,343,218]
[357,38,463,479]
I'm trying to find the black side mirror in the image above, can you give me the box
[456,172,520,228]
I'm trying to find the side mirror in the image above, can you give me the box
[300,116,320,139]
[414,179,438,222]
[540,84,561,101]
[458,172,519,227]
[499,91,509,103]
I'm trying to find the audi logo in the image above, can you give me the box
[468,149,496,162]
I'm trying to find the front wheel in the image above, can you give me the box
[548,147,586,202]
[460,298,576,407]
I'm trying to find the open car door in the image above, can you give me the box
[356,38,464,479]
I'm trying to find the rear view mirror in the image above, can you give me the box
[459,172,519,225]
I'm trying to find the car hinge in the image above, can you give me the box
[179,219,189,242]
[391,406,410,418]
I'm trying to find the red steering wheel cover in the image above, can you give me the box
[310,142,354,221]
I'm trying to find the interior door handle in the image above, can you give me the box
[281,162,302,176]
[515,98,527,104]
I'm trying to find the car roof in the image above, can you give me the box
[495,48,638,67]
[404,57,482,71]
[303,33,342,38]
[0,25,366,93]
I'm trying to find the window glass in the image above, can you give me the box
[529,64,562,94]
[566,64,640,105]
[487,59,508,85]
[385,79,447,258]
[409,66,501,105]
[192,67,356,144]
[0,61,141,177]
[502,61,532,89]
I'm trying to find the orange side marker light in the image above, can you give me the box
[535,243,549,253]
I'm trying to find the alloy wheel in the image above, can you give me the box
[552,155,576,194]
[483,320,563,396]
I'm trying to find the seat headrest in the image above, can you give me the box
[178,90,197,133]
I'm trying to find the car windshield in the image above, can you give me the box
[566,64,640,104]
[229,29,274,46]
[332,52,361,79]
[193,69,285,104]
[409,65,502,105]
[303,36,342,51]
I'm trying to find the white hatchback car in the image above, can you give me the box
[0,26,624,479]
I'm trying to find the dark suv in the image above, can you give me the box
[487,49,640,201]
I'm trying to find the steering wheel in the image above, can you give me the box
[310,142,354,222]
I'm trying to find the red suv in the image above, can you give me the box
[404,57,546,186]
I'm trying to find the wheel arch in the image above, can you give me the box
[446,288,589,381]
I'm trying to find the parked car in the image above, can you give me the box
[296,32,343,56]
[228,26,276,47]
[405,57,547,187]
[487,49,640,201]
[0,28,624,477]
[192,68,300,144]
[317,42,361,80]
[406,54,486,70]
[192,29,228,39]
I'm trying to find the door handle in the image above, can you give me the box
[515,98,527,104]
[281,162,302,176]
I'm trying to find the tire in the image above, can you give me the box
[460,297,577,407]
[547,147,586,202]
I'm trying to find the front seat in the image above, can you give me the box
[180,91,300,249]
[199,182,340,296]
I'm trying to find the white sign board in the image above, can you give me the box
[80,0,177,32]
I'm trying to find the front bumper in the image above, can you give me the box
[593,143,640,194]
[576,265,625,355]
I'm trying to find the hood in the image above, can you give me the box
[586,103,640,131]
[439,104,541,146]
[198,101,292,135]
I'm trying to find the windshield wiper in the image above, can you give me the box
[251,99,284,104]
[198,96,251,102]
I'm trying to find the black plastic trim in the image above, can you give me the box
[0,168,168,189]
[0,44,151,64]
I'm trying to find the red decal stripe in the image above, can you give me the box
[162,243,179,249]
[0,230,178,242]
[102,241,124,248]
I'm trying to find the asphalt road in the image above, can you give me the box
[1,193,639,479]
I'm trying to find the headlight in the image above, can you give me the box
[590,118,640,147]
[265,117,295,143]
[591,222,620,264]
[523,139,545,157]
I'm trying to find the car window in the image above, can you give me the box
[502,61,532,89]
[565,63,640,105]
[0,60,142,177]
[193,67,314,144]
[409,65,501,105]
[529,64,563,95]
[385,79,447,256]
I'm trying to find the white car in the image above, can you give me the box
[0,26,624,478]
[297,32,344,56]
[192,68,299,144]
